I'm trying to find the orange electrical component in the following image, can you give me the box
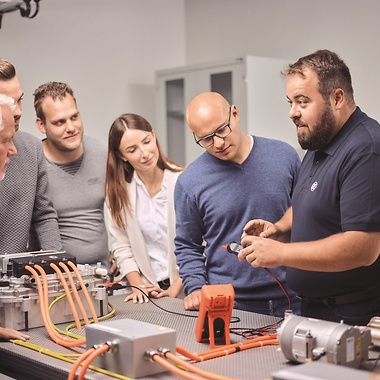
[195,284,235,348]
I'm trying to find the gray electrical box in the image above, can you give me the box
[85,318,176,378]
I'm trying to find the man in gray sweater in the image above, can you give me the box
[0,58,62,253]
[33,82,108,268]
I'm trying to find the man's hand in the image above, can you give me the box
[238,235,285,268]
[0,327,30,341]
[183,290,202,310]
[242,219,277,238]
[242,218,291,243]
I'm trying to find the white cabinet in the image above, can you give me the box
[155,56,300,166]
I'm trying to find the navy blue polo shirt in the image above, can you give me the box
[288,107,380,298]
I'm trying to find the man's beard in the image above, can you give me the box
[298,103,336,151]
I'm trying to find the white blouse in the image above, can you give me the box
[134,170,169,282]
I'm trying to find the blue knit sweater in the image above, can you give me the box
[174,136,300,303]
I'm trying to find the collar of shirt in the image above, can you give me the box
[133,170,168,197]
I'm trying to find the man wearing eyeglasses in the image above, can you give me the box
[174,91,301,317]
[0,94,29,342]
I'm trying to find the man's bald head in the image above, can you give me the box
[185,92,251,164]
[186,92,230,133]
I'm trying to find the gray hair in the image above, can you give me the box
[0,94,15,131]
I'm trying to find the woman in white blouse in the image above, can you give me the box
[106,113,184,304]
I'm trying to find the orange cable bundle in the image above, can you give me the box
[151,353,204,380]
[163,350,233,380]
[176,333,278,362]
[25,265,86,347]
[67,347,96,380]
[58,262,90,325]
[50,262,82,330]
[77,344,110,380]
[67,261,99,324]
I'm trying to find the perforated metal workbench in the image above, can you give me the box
[0,294,379,379]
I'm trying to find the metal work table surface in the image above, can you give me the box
[0,294,379,379]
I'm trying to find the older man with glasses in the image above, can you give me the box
[0,94,29,342]
[174,91,301,317]
[0,94,17,180]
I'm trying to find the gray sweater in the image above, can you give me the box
[45,136,108,267]
[0,131,62,254]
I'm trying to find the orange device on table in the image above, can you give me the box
[195,284,235,348]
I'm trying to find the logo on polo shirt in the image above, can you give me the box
[311,181,318,192]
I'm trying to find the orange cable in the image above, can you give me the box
[198,339,278,361]
[28,264,64,343]
[34,264,59,339]
[25,265,55,338]
[176,334,278,362]
[152,354,204,379]
[243,338,279,350]
[58,262,90,325]
[67,347,96,380]
[176,345,202,361]
[197,347,241,361]
[164,351,235,380]
[50,262,82,330]
[104,279,122,288]
[197,334,277,356]
[67,261,99,324]
[77,344,110,380]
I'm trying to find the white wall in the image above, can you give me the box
[1,0,380,149]
[185,0,380,131]
[0,0,186,141]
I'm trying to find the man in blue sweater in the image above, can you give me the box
[174,91,300,317]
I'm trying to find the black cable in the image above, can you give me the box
[108,283,245,326]
[230,317,284,338]
[128,285,200,319]
[224,241,293,312]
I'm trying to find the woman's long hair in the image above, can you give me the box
[106,113,183,228]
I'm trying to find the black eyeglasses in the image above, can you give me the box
[193,107,232,148]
